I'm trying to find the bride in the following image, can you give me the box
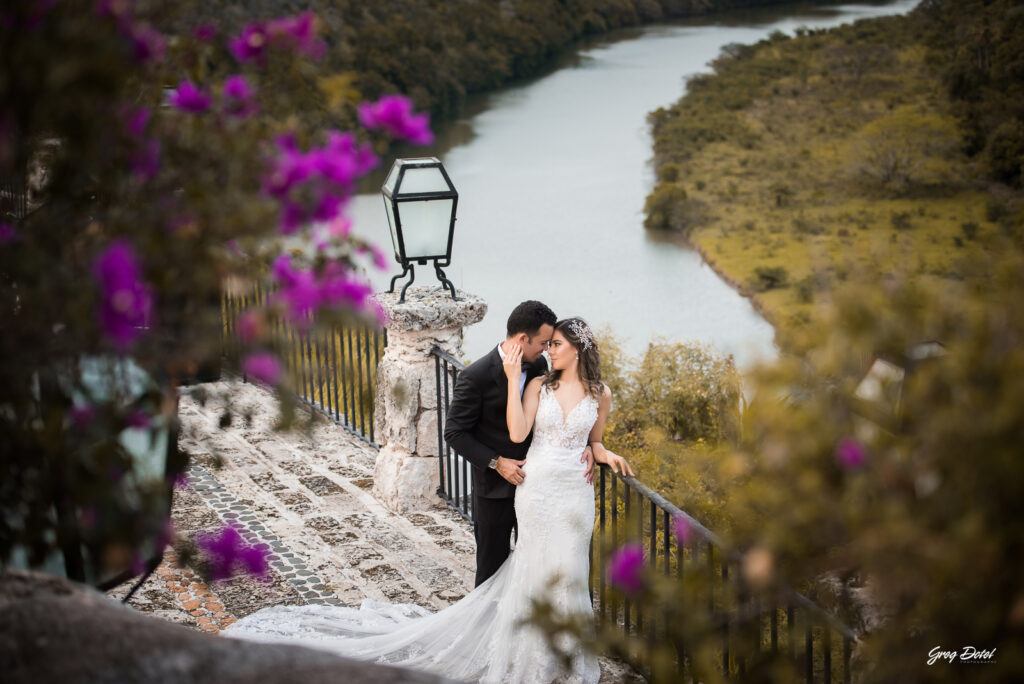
[226,317,634,683]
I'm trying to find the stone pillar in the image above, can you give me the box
[371,285,486,513]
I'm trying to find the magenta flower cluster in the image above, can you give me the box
[263,132,377,233]
[223,75,258,119]
[241,352,284,386]
[672,514,694,547]
[271,254,375,323]
[93,240,153,350]
[606,542,645,596]
[358,95,434,145]
[122,105,160,181]
[168,80,211,114]
[0,222,15,244]
[192,23,217,43]
[836,437,866,470]
[197,524,271,582]
[229,12,326,64]
[95,0,166,64]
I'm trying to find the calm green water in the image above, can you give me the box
[348,0,919,367]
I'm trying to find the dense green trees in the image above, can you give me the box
[181,0,852,125]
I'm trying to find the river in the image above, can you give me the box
[347,0,920,367]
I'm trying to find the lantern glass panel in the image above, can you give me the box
[397,198,454,258]
[398,166,450,194]
[383,196,399,256]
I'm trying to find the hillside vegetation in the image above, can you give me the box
[179,0,850,125]
[644,0,1023,351]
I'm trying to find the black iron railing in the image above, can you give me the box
[1,174,28,222]
[223,282,385,445]
[593,469,855,682]
[428,346,855,682]
[432,346,474,520]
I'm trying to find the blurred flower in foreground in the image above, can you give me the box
[192,23,217,42]
[168,80,211,113]
[69,403,97,430]
[242,352,283,385]
[0,222,15,244]
[229,12,326,64]
[672,514,693,547]
[358,94,434,145]
[93,240,153,350]
[125,409,151,429]
[197,525,271,582]
[263,132,377,233]
[607,543,645,596]
[836,437,866,470]
[223,75,257,119]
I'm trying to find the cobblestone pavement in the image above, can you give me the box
[107,379,642,682]
[109,379,475,622]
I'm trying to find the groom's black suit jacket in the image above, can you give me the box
[444,346,549,499]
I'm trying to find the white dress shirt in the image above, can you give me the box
[497,342,527,396]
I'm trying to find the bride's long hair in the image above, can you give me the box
[543,317,603,399]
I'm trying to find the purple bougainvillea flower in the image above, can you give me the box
[836,437,866,470]
[95,0,132,21]
[236,310,262,343]
[130,137,161,182]
[271,254,319,318]
[93,240,153,350]
[125,409,151,429]
[327,217,352,239]
[69,403,97,429]
[192,23,217,42]
[229,20,269,63]
[229,13,325,64]
[198,524,272,582]
[358,95,434,145]
[242,351,283,385]
[0,222,15,245]
[223,74,258,118]
[318,263,373,310]
[168,80,210,113]
[607,543,645,596]
[173,472,191,490]
[263,132,376,233]
[126,22,166,63]
[123,105,150,138]
[267,12,326,60]
[672,514,693,547]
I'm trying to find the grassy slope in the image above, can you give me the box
[647,15,1016,351]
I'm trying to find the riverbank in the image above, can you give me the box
[645,7,1023,352]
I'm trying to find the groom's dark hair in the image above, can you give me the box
[506,300,556,339]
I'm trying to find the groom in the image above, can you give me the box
[445,300,594,586]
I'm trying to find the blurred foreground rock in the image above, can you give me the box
[0,570,455,684]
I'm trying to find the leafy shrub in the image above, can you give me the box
[643,184,707,235]
[657,163,679,182]
[750,266,789,291]
[986,197,1009,222]
[890,211,913,230]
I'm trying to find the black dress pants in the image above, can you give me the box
[473,494,518,587]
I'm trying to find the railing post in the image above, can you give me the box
[370,286,485,513]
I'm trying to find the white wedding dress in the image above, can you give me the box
[226,384,601,683]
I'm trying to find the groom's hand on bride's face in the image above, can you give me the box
[496,456,527,485]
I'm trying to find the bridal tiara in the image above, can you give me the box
[567,319,594,352]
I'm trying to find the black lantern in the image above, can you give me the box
[381,157,460,303]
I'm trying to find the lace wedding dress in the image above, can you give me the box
[226,384,601,683]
